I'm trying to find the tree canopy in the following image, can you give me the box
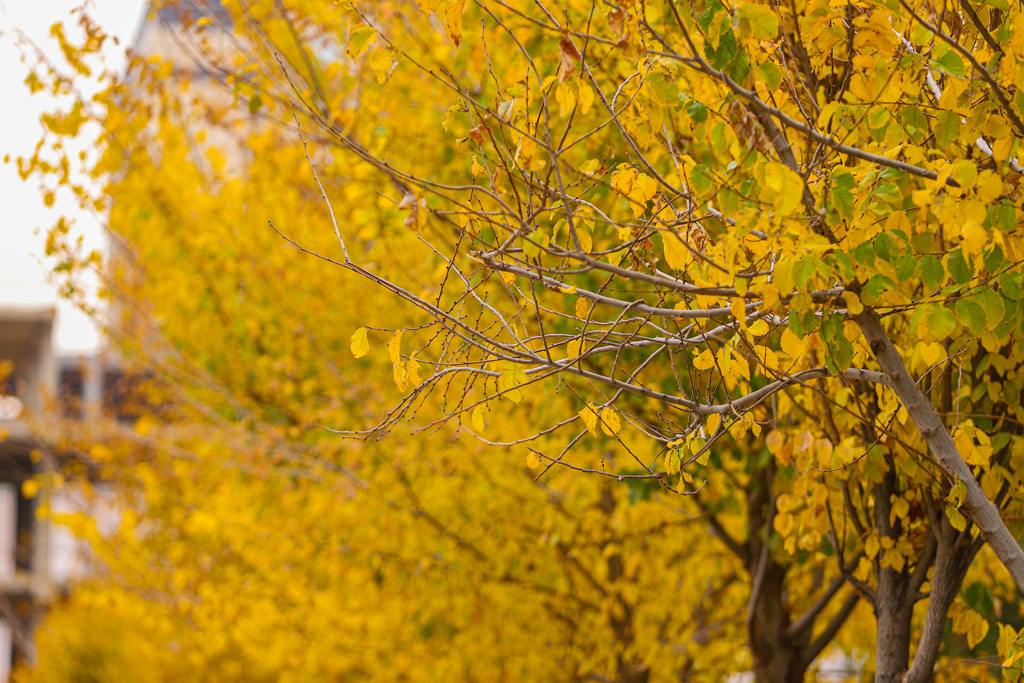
[16,0,1024,680]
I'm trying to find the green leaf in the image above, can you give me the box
[867,107,890,129]
[832,251,854,280]
[933,49,966,78]
[705,28,738,70]
[874,232,895,263]
[955,298,987,335]
[935,110,961,148]
[695,0,726,31]
[947,249,973,285]
[976,290,1006,331]
[900,105,927,130]
[757,61,782,90]
[853,242,875,267]
[927,305,956,338]
[685,99,709,124]
[875,183,902,203]
[831,185,855,218]
[793,256,816,288]
[822,314,853,373]
[920,255,945,291]
[645,73,679,107]
[984,244,1005,274]
[736,3,779,40]
[1000,273,1024,300]
[691,165,713,194]
[895,253,917,280]
[711,122,729,153]
[862,274,889,305]
[988,202,1016,232]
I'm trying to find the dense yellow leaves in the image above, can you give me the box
[759,162,803,216]
[24,0,1024,679]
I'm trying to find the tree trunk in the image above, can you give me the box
[748,561,807,683]
[871,454,914,683]
[873,581,913,682]
[856,309,1024,590]
[903,519,982,683]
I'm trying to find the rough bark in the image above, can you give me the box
[902,521,982,683]
[872,457,915,683]
[748,561,807,683]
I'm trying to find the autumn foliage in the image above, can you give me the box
[16,0,1024,680]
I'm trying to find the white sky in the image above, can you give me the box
[0,0,147,354]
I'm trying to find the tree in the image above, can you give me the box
[20,0,1024,680]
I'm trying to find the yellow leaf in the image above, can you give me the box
[968,619,990,650]
[946,505,967,531]
[705,413,722,437]
[1005,650,1024,669]
[579,158,601,176]
[347,26,378,62]
[578,84,594,114]
[919,341,944,367]
[762,162,803,216]
[774,512,794,536]
[575,224,593,253]
[631,173,658,204]
[350,327,370,358]
[961,224,987,256]
[471,405,485,432]
[884,548,906,573]
[693,348,716,370]
[525,452,541,469]
[444,0,466,46]
[367,48,393,84]
[387,329,404,366]
[575,297,590,319]
[407,354,422,385]
[610,165,637,195]
[579,403,599,436]
[662,231,691,270]
[780,328,807,359]
[393,363,408,392]
[814,438,834,464]
[842,291,864,315]
[997,623,1017,658]
[599,407,621,436]
[497,362,525,404]
[471,154,485,177]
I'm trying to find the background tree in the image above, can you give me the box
[19,0,1024,680]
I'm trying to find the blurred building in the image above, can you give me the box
[0,307,121,679]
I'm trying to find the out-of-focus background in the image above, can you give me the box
[1,0,145,353]
[0,4,143,678]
